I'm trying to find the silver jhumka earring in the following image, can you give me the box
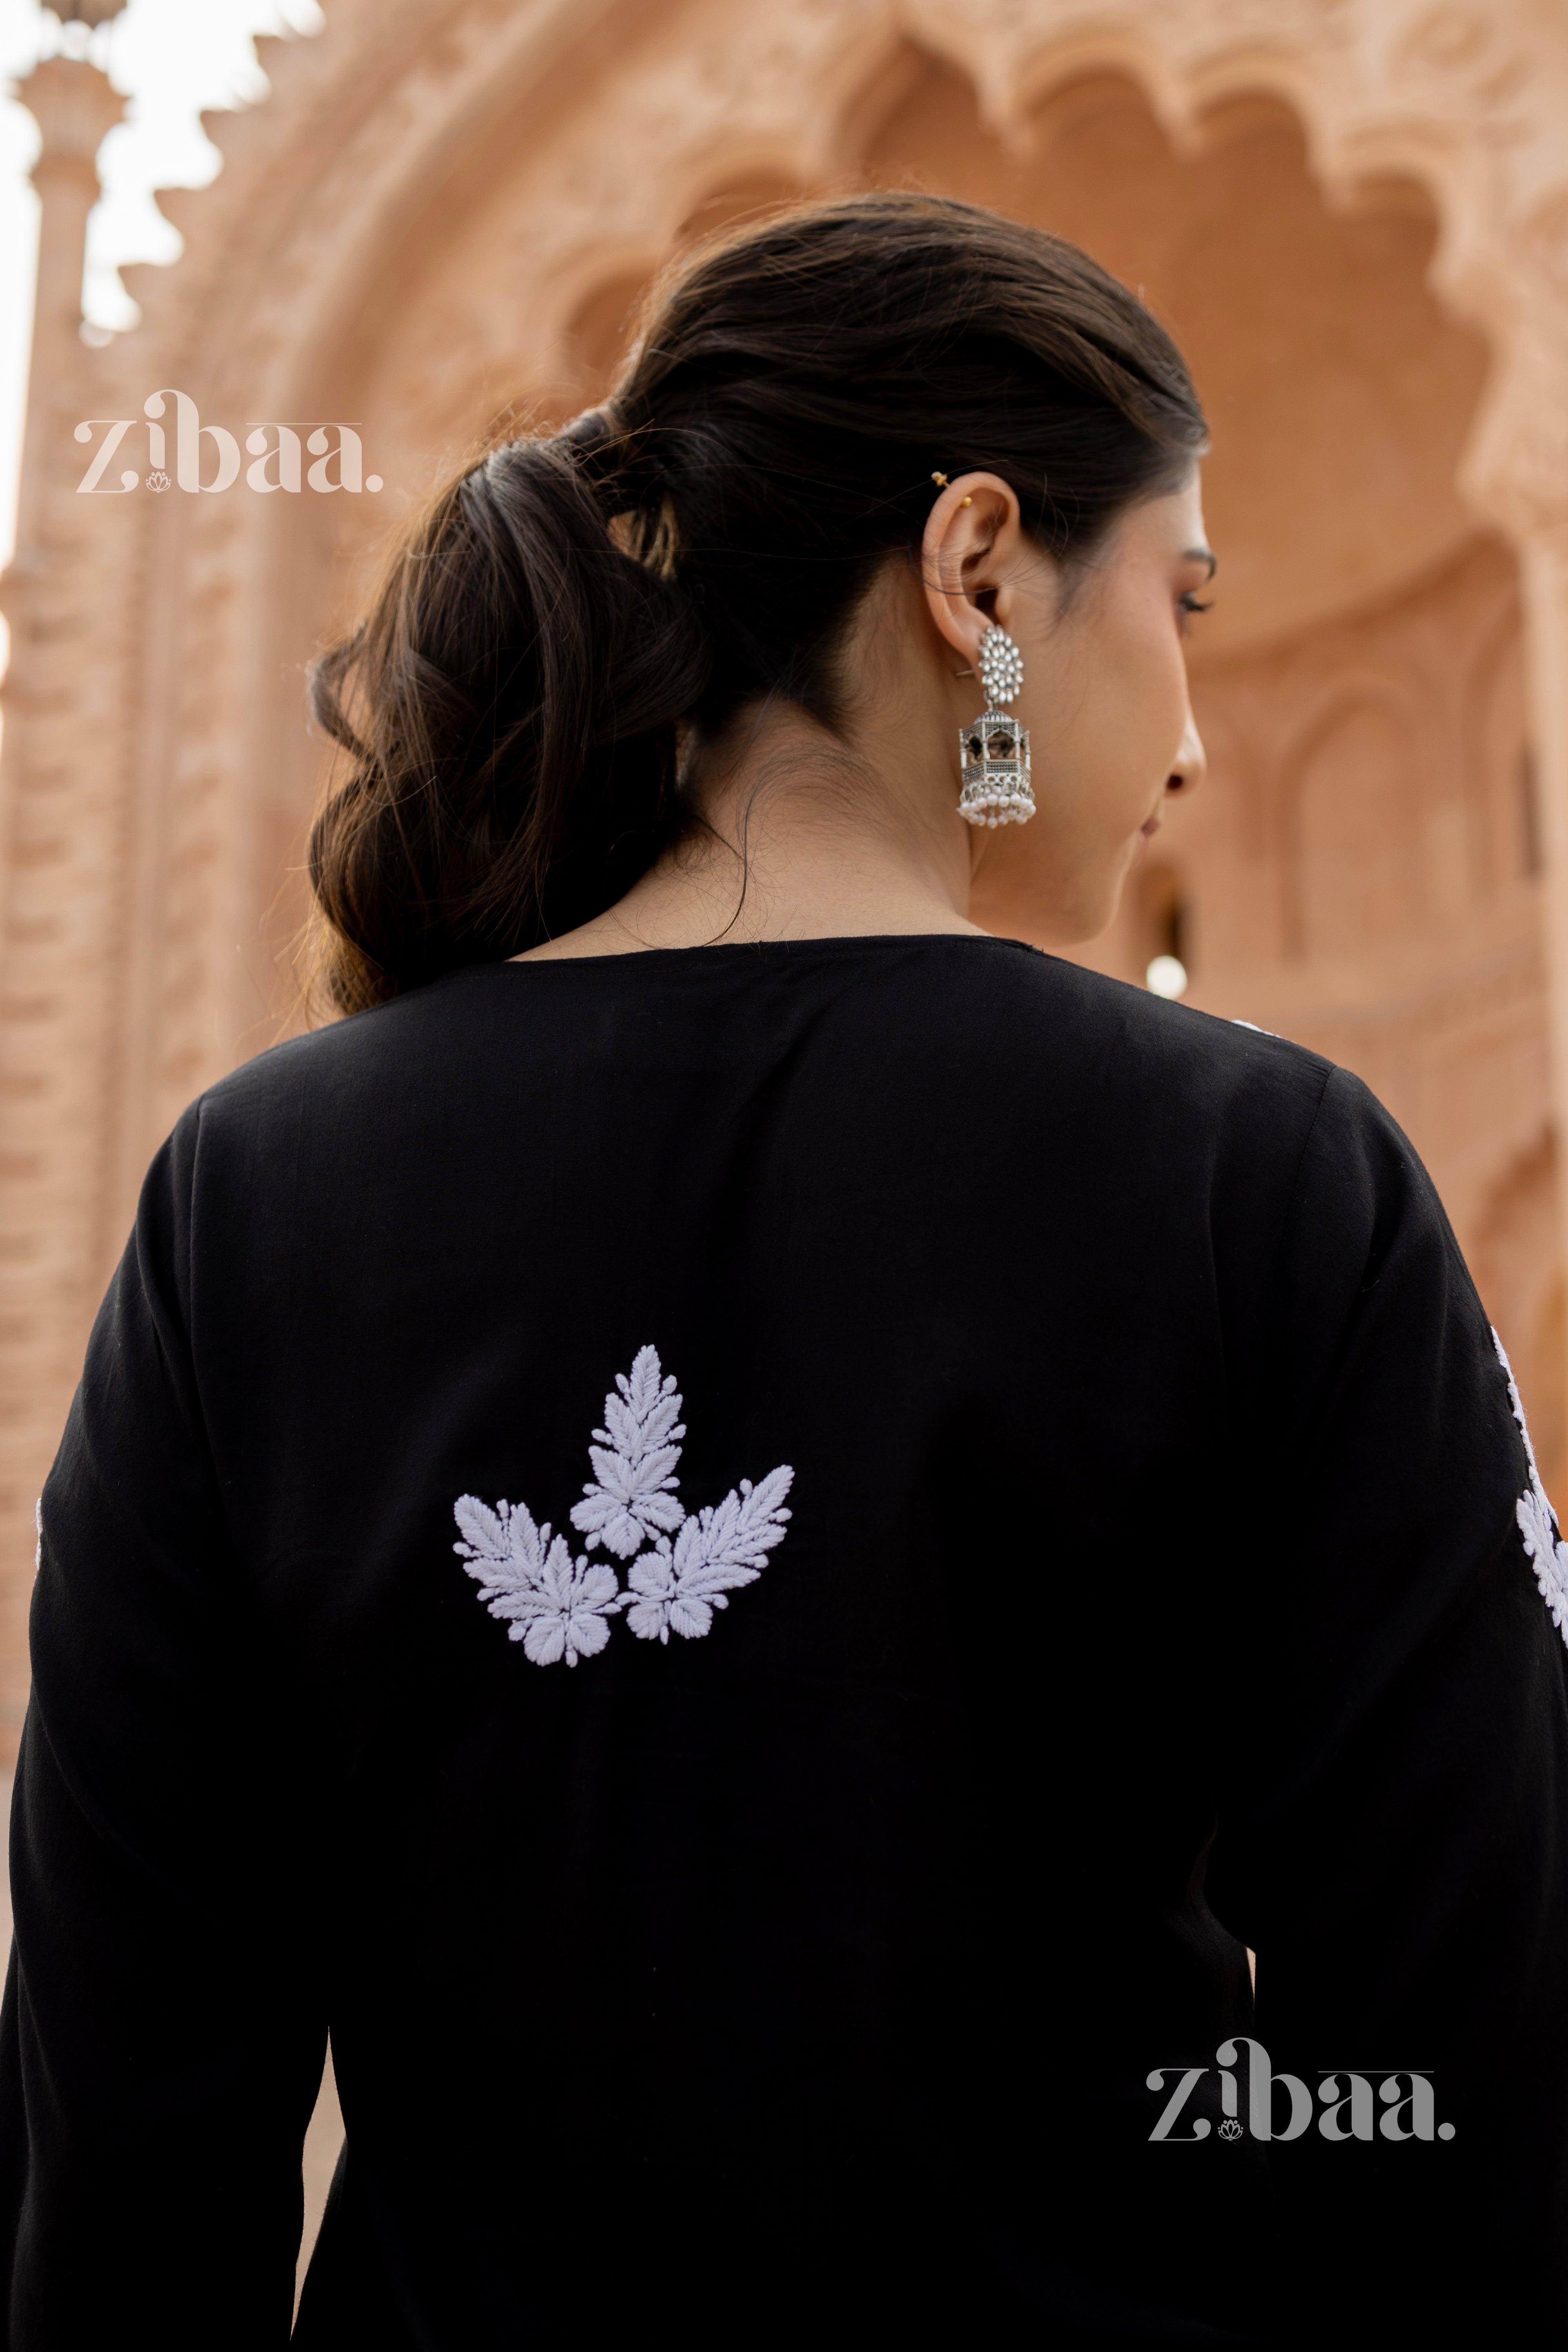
[958,625,1034,829]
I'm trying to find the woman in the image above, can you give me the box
[1,194,1564,2348]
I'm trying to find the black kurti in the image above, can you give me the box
[0,935,1564,2347]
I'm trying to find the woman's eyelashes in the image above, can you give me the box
[1178,590,1214,632]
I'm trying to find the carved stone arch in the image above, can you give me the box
[83,4,1568,526]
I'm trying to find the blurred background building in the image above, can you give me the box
[3,0,1568,1766]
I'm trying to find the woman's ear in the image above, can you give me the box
[921,472,1023,666]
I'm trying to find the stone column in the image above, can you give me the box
[0,53,126,1755]
[10,58,123,570]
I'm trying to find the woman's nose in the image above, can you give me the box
[1167,714,1206,799]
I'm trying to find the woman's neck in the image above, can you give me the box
[519,694,980,961]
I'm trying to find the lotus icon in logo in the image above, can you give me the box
[146,470,171,493]
[1218,2117,1243,2142]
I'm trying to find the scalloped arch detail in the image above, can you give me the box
[103,0,1568,535]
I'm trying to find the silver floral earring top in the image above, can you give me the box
[958,624,1034,829]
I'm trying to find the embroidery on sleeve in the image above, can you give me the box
[453,1345,793,1666]
[1493,1328,1568,1644]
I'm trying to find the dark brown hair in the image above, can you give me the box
[307,192,1206,1011]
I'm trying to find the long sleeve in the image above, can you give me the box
[1208,1066,1568,2344]
[0,1111,325,2348]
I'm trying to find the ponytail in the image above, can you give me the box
[306,423,708,1012]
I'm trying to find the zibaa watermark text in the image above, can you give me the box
[74,391,383,495]
[1148,2038,1455,2142]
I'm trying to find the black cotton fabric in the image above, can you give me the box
[0,934,1564,2348]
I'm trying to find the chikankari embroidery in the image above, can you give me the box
[1493,1327,1568,1647]
[453,1345,793,1665]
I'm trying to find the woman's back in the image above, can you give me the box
[10,934,1561,2345]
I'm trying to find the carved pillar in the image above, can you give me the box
[9,59,122,571]
[0,54,126,1752]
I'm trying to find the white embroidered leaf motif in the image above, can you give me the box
[454,1345,796,1664]
[1493,1328,1568,1644]
[625,1465,795,1645]
[570,1344,688,1559]
[454,1494,623,1667]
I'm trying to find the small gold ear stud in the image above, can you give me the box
[961,496,973,507]
[931,471,949,488]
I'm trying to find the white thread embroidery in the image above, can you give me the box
[1493,1327,1568,1644]
[453,1345,794,1665]
[570,1348,687,1559]
[453,1495,622,1667]
[624,1468,796,1644]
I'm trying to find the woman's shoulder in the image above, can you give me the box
[181,967,513,1125]
[901,933,1341,1138]
[914,937,1431,1250]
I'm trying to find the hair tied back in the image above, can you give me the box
[559,407,616,463]
[557,405,668,523]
